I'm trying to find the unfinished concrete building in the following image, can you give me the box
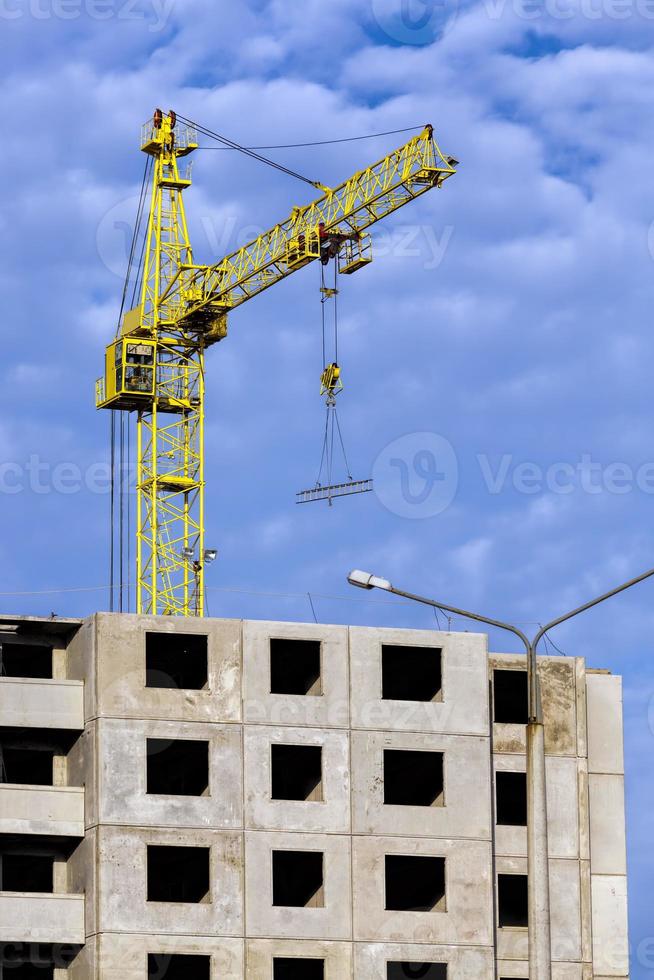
[0,613,629,978]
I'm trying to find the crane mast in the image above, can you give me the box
[97,110,457,617]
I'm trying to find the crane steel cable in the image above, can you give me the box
[174,112,320,187]
[109,412,115,612]
[313,259,353,489]
[109,152,152,614]
[194,125,424,150]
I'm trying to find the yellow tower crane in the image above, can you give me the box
[96,109,457,616]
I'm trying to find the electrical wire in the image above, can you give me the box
[195,125,423,150]
[0,581,580,636]
[540,628,568,658]
[175,112,319,187]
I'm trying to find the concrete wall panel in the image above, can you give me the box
[93,934,243,980]
[490,655,577,757]
[588,774,627,875]
[350,628,489,736]
[493,755,579,860]
[243,621,350,729]
[97,826,243,937]
[0,784,84,837]
[0,893,85,944]
[586,675,624,775]
[244,831,352,940]
[353,730,491,840]
[356,942,494,978]
[244,726,350,833]
[96,718,243,831]
[0,678,84,730]
[591,875,629,977]
[94,613,242,723]
[550,858,582,962]
[352,835,493,945]
[246,939,351,978]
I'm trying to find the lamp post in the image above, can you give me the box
[347,565,654,980]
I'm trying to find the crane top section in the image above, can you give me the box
[140,108,199,158]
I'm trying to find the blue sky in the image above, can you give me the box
[1,0,653,969]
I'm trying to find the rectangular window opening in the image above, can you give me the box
[382,645,442,702]
[147,954,211,979]
[1,854,54,893]
[385,854,446,912]
[383,749,444,807]
[0,643,53,680]
[498,873,529,927]
[493,669,528,724]
[272,850,324,908]
[147,739,209,797]
[496,771,527,826]
[271,744,323,801]
[0,746,54,786]
[145,632,208,690]
[270,638,322,696]
[387,964,447,980]
[273,958,325,980]
[147,846,210,903]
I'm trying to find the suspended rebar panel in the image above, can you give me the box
[296,479,373,505]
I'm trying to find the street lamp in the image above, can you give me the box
[180,547,218,615]
[347,564,654,980]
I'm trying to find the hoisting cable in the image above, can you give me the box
[174,112,321,188]
[297,257,372,505]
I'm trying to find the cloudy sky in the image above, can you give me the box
[1,0,653,969]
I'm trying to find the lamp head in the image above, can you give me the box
[347,569,392,591]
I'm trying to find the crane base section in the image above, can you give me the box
[296,479,373,505]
